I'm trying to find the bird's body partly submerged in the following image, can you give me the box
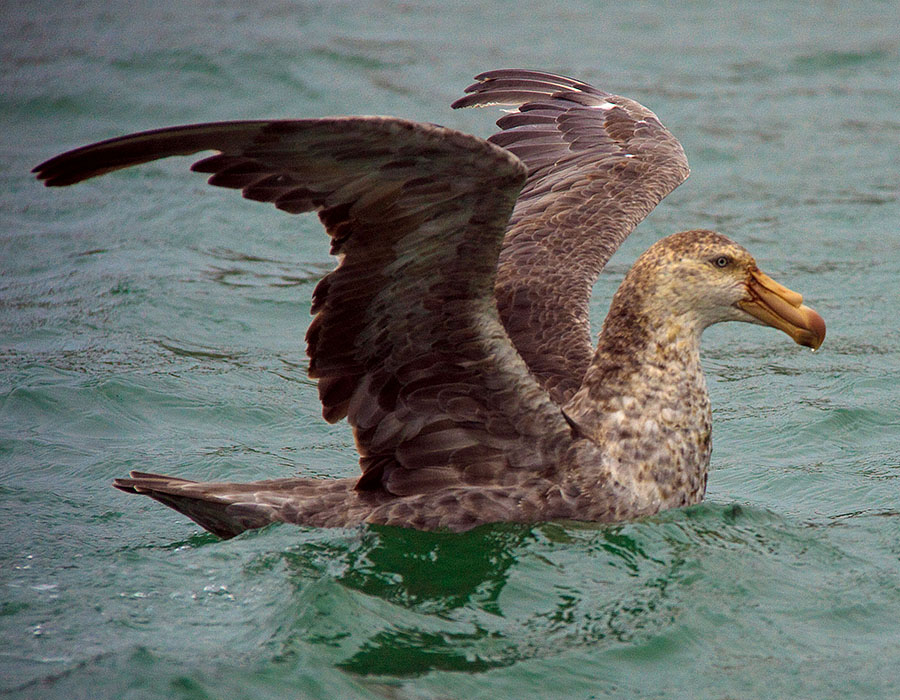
[34,70,825,536]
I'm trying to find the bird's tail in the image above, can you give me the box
[113,471,374,538]
[113,471,287,538]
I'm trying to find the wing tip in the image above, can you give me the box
[32,160,73,187]
[113,471,198,494]
[451,69,609,115]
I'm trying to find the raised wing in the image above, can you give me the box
[453,69,690,402]
[34,117,575,496]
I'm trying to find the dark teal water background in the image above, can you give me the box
[2,1,899,698]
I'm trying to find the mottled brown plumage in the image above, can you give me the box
[33,70,825,536]
[453,70,690,402]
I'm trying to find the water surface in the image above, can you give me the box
[2,1,900,698]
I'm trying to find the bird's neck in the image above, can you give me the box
[564,281,712,512]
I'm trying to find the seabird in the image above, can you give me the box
[33,70,825,536]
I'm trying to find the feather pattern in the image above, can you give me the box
[453,69,691,402]
[34,116,578,499]
[32,70,824,535]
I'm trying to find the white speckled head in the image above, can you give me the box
[624,230,825,347]
[635,230,755,328]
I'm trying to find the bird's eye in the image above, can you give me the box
[713,255,730,268]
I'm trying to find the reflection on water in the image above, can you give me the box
[322,525,527,613]
[244,504,824,678]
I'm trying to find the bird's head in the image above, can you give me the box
[626,230,825,349]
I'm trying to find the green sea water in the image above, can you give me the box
[2,1,899,698]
